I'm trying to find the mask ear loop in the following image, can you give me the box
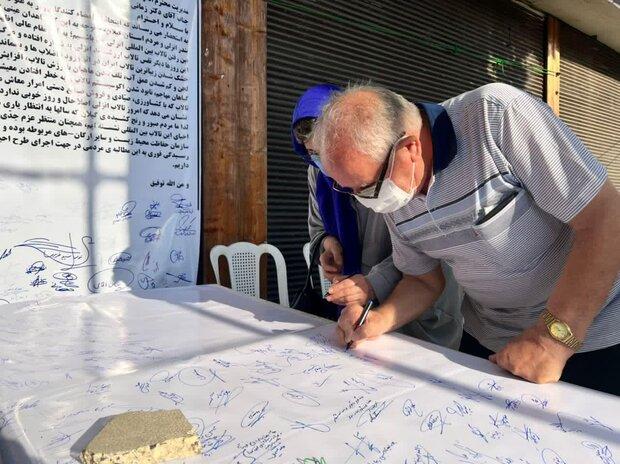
[399,135,443,236]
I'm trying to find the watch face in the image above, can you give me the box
[549,321,569,339]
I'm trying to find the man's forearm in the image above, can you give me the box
[547,181,620,340]
[377,267,445,333]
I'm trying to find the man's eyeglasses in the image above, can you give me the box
[332,132,408,199]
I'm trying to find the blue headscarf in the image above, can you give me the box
[291,84,361,276]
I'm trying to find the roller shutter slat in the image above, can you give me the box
[559,24,620,188]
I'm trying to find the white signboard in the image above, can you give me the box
[0,0,201,303]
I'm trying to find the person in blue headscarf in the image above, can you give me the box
[292,84,464,349]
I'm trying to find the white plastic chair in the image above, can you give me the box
[210,242,289,306]
[302,242,332,297]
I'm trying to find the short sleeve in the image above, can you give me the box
[385,215,439,276]
[496,92,607,223]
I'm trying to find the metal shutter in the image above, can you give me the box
[559,24,620,187]
[266,0,545,300]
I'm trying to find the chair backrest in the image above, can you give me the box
[302,242,332,297]
[210,242,289,306]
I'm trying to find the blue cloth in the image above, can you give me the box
[415,102,458,173]
[292,84,362,276]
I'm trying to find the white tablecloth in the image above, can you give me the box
[0,285,618,463]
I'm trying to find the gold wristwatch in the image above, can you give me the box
[541,309,582,351]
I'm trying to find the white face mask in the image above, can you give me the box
[355,137,417,213]
[355,176,416,213]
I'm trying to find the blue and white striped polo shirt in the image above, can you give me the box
[385,83,618,353]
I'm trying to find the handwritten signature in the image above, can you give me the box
[241,401,269,428]
[112,200,136,224]
[169,249,184,263]
[170,193,193,213]
[139,226,161,243]
[108,252,132,265]
[145,201,162,220]
[15,235,93,270]
[174,213,196,237]
[420,410,450,434]
[87,268,133,293]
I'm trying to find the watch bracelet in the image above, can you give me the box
[541,310,582,350]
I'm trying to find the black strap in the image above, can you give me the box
[292,233,327,308]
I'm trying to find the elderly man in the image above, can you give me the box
[311,83,620,394]
[291,84,463,349]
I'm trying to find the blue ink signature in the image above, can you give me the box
[113,200,136,224]
[209,387,244,413]
[142,251,159,272]
[26,261,46,274]
[53,272,79,292]
[289,419,331,433]
[108,252,132,265]
[87,268,133,293]
[138,272,156,290]
[403,399,424,418]
[541,448,568,464]
[140,227,161,243]
[505,398,521,410]
[357,399,393,426]
[521,394,548,410]
[159,391,184,405]
[87,383,110,395]
[584,416,614,432]
[135,381,150,393]
[178,367,224,386]
[550,412,583,433]
[477,378,503,392]
[15,235,93,270]
[145,201,162,220]
[166,272,191,284]
[446,400,473,417]
[407,444,439,464]
[170,249,184,263]
[170,193,193,213]
[420,410,450,434]
[489,413,510,429]
[30,275,47,287]
[582,441,615,464]
[446,442,514,464]
[202,421,235,456]
[241,401,269,428]
[282,389,321,407]
[174,213,196,237]
[468,424,488,443]
[150,370,176,383]
[513,424,540,444]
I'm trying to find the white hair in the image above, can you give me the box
[311,83,422,163]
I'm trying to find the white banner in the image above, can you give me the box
[0,0,201,304]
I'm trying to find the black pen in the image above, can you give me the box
[345,299,375,351]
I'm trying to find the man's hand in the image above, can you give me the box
[319,236,343,281]
[489,320,574,384]
[334,303,390,349]
[325,274,375,306]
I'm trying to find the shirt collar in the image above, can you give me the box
[415,102,457,173]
